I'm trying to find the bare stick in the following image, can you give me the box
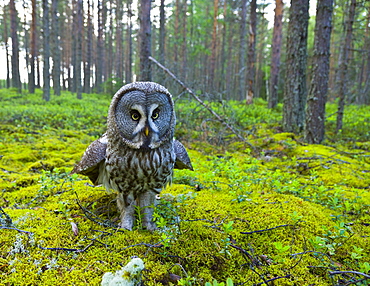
[149,56,255,151]
[241,224,292,234]
[329,271,370,279]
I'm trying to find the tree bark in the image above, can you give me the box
[115,0,123,82]
[3,5,11,89]
[209,0,219,91]
[84,0,93,93]
[268,0,284,108]
[75,0,83,99]
[9,0,21,92]
[95,0,105,93]
[246,0,257,104]
[138,0,152,81]
[158,0,166,82]
[282,0,309,134]
[51,0,61,95]
[304,0,334,144]
[359,6,370,104]
[125,0,133,83]
[239,0,247,100]
[335,0,356,132]
[42,0,50,101]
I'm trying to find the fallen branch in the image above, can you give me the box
[0,226,34,235]
[39,241,96,253]
[149,56,256,152]
[253,274,292,286]
[329,271,370,279]
[39,234,110,253]
[241,224,292,235]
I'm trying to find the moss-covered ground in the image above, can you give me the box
[0,88,369,285]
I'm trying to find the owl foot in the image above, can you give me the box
[117,193,136,231]
[118,213,135,231]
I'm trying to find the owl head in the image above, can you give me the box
[107,82,176,150]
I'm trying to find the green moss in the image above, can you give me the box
[0,89,369,285]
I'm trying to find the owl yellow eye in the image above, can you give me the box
[131,111,141,121]
[152,109,159,120]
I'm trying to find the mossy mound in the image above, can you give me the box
[0,90,369,285]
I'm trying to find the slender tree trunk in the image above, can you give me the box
[335,0,356,132]
[282,0,309,134]
[9,0,21,92]
[106,2,114,87]
[22,1,30,91]
[115,0,123,82]
[75,0,83,99]
[359,6,370,104]
[84,0,92,93]
[138,0,152,81]
[220,0,227,94]
[3,5,11,89]
[174,0,180,75]
[125,0,133,83]
[268,0,284,108]
[51,0,61,95]
[305,0,334,144]
[246,0,257,104]
[158,0,166,82]
[43,0,50,101]
[181,0,188,82]
[239,0,247,100]
[96,0,105,93]
[209,0,219,91]
[36,55,41,88]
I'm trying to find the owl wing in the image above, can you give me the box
[173,140,193,171]
[70,133,107,185]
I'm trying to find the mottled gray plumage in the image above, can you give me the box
[71,82,193,230]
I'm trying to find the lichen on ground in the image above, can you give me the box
[0,90,369,285]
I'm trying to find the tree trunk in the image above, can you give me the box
[246,0,257,104]
[96,0,105,93]
[9,0,21,92]
[22,0,30,91]
[209,0,219,91]
[335,0,356,132]
[75,0,83,99]
[43,0,50,101]
[220,0,227,95]
[115,0,123,83]
[125,0,133,83]
[158,0,166,82]
[268,0,284,108]
[181,0,188,82]
[51,0,61,96]
[3,5,11,89]
[84,0,93,93]
[359,6,370,104]
[239,0,247,100]
[304,0,334,144]
[138,0,152,81]
[282,0,309,134]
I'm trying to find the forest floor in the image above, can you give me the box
[0,88,369,286]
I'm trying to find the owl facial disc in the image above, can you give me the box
[131,103,161,149]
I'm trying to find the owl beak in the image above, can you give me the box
[144,126,150,137]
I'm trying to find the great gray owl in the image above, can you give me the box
[71,82,193,230]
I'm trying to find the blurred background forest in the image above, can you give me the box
[0,0,369,142]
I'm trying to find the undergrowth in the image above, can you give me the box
[0,88,369,285]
